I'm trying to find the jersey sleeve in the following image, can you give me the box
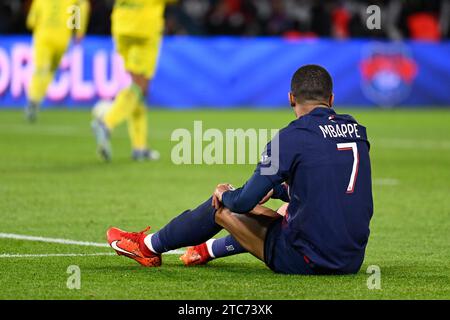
[272,182,290,202]
[221,127,300,213]
[221,171,275,214]
[256,127,300,184]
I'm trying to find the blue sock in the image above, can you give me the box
[210,234,247,258]
[150,197,222,253]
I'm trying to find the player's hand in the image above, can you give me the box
[259,189,274,204]
[212,183,234,210]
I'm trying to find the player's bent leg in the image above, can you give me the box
[148,197,222,253]
[180,234,247,266]
[123,36,160,160]
[25,101,40,124]
[131,73,149,97]
[128,94,160,161]
[27,67,55,123]
[215,208,278,261]
[107,197,223,266]
[27,40,67,123]
[128,74,160,161]
[27,42,52,123]
[216,208,315,275]
[128,100,147,151]
[129,104,160,161]
[106,226,161,267]
[180,242,213,266]
[93,83,142,161]
[103,83,142,131]
[91,119,112,162]
[178,204,286,266]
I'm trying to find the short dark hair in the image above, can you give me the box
[290,65,333,103]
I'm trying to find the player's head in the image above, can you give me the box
[289,64,334,110]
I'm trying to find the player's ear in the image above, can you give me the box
[288,92,296,107]
[329,94,334,108]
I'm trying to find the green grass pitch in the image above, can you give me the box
[0,107,449,300]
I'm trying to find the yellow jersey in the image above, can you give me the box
[111,0,172,39]
[27,0,90,42]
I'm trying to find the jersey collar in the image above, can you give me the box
[306,106,336,117]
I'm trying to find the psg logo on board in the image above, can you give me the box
[359,43,418,107]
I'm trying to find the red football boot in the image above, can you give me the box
[180,242,212,266]
[106,226,161,267]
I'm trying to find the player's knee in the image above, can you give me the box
[131,73,149,96]
[215,207,233,226]
[138,83,148,96]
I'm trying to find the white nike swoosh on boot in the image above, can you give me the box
[110,240,138,257]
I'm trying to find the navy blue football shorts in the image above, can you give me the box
[264,218,315,275]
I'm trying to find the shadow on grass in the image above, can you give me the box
[88,258,368,280]
[89,259,274,276]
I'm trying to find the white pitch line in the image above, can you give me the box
[0,233,184,255]
[0,233,109,247]
[0,253,116,258]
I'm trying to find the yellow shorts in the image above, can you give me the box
[114,34,162,79]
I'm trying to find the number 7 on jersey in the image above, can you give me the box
[337,142,359,194]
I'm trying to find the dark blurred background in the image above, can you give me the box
[0,0,449,41]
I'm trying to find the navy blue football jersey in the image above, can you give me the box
[260,107,373,273]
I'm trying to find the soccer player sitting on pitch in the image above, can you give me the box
[26,0,90,122]
[92,0,175,162]
[107,65,374,275]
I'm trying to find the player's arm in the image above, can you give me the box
[215,129,294,213]
[271,182,290,202]
[75,0,91,42]
[215,172,280,214]
[26,0,41,31]
[258,182,290,205]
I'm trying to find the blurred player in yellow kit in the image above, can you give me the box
[92,0,175,162]
[26,0,90,122]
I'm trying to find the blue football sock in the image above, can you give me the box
[150,197,222,253]
[210,234,247,258]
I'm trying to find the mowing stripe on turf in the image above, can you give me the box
[375,138,450,150]
[0,233,184,255]
[373,178,399,186]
